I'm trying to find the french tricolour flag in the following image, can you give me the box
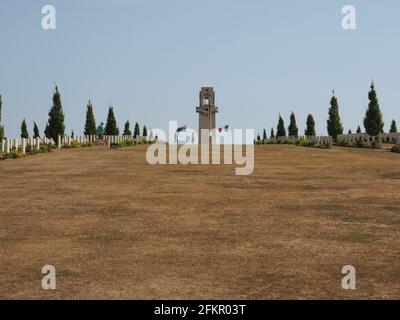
[218,125,229,133]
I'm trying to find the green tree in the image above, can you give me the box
[71,130,74,139]
[304,114,316,136]
[84,100,97,136]
[263,129,267,140]
[363,82,384,136]
[105,105,119,135]
[288,112,299,137]
[270,128,275,139]
[257,134,261,143]
[0,95,5,141]
[276,115,286,137]
[390,119,397,133]
[33,122,40,138]
[134,122,140,138]
[356,126,362,134]
[327,91,344,139]
[348,129,352,134]
[21,119,29,138]
[45,86,65,142]
[142,125,148,137]
[123,120,132,135]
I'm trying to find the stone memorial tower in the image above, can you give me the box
[196,87,218,144]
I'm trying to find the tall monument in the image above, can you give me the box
[196,87,219,144]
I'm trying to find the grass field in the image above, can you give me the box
[0,145,399,299]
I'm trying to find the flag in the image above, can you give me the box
[176,125,187,132]
[218,125,229,133]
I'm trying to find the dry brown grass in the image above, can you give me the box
[0,145,399,299]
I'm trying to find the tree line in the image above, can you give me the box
[1,82,398,144]
[257,82,397,142]
[0,85,148,141]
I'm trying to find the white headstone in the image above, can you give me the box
[5,139,11,154]
[22,138,27,155]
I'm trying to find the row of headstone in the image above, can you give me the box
[272,135,333,148]
[56,134,153,149]
[306,136,333,148]
[336,133,386,148]
[104,135,142,143]
[1,137,43,155]
[57,135,97,148]
[1,133,156,155]
[381,132,400,144]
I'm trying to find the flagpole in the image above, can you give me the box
[208,98,212,145]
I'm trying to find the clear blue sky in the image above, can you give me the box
[0,0,399,137]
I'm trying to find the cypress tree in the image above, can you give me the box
[363,82,384,136]
[123,120,132,135]
[270,128,275,139]
[84,100,97,136]
[33,122,40,138]
[71,130,74,139]
[305,114,316,137]
[390,120,397,133]
[288,112,299,137]
[142,125,148,137]
[263,129,267,140]
[21,119,29,138]
[348,129,352,134]
[105,106,119,135]
[327,91,344,139]
[0,95,5,141]
[134,122,140,138]
[356,126,362,134]
[257,134,261,143]
[276,115,286,137]
[45,86,65,141]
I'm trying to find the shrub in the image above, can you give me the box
[63,141,81,149]
[11,150,24,158]
[287,139,294,145]
[125,140,136,146]
[110,142,123,149]
[391,145,400,153]
[371,139,381,149]
[81,142,95,147]
[40,144,55,152]
[337,139,350,147]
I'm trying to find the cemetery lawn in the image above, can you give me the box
[0,145,399,299]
